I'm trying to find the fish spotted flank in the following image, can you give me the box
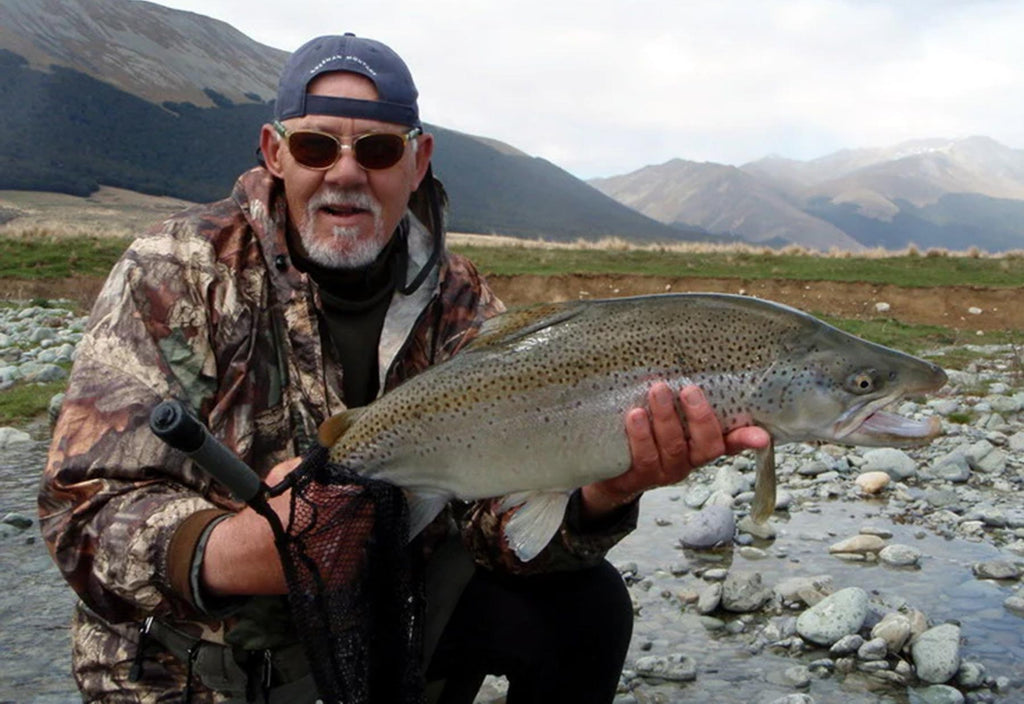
[320,293,947,562]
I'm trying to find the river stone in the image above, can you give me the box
[767,695,815,704]
[871,612,912,652]
[679,504,735,548]
[956,661,987,689]
[828,534,886,555]
[1008,431,1024,453]
[907,684,965,704]
[697,582,722,614]
[861,447,918,480]
[973,448,1008,475]
[721,571,769,612]
[857,636,888,660]
[972,560,1021,580]
[0,427,33,447]
[712,465,749,496]
[855,471,891,494]
[1004,595,1024,616]
[796,587,869,646]
[911,623,962,684]
[925,450,971,483]
[737,514,777,540]
[879,544,921,567]
[633,653,697,682]
[684,485,711,508]
[775,575,834,607]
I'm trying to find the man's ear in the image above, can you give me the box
[260,124,286,177]
[412,132,434,189]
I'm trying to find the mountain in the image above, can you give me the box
[592,137,1024,252]
[589,160,861,250]
[0,0,694,243]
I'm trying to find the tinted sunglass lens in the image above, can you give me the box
[289,132,340,169]
[355,134,405,169]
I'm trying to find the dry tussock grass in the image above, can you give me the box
[448,232,1024,259]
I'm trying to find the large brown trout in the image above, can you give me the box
[320,293,947,561]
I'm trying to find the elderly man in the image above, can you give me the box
[40,34,768,703]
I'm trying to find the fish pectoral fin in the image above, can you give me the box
[500,491,572,562]
[750,438,777,524]
[405,490,451,539]
[318,407,368,447]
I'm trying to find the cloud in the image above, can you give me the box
[157,0,1024,178]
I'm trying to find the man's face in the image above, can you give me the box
[261,72,433,269]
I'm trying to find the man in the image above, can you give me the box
[40,34,769,702]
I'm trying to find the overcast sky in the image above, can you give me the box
[156,0,1024,180]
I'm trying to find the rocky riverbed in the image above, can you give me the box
[2,301,1022,704]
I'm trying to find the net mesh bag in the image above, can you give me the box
[275,444,426,704]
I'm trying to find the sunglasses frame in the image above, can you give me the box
[272,120,422,171]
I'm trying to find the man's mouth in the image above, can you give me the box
[321,204,368,217]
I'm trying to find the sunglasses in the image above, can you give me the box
[272,120,421,171]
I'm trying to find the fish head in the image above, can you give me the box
[755,322,947,447]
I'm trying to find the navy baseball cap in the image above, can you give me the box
[274,33,420,127]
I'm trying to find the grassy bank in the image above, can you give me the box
[2,231,1024,286]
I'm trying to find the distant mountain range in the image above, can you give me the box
[0,0,695,243]
[590,137,1024,252]
[2,0,1022,251]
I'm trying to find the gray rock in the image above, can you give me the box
[1003,595,1024,616]
[828,534,886,555]
[679,504,735,548]
[908,684,965,704]
[911,623,962,684]
[712,466,749,496]
[879,544,922,567]
[925,450,971,483]
[697,582,722,615]
[633,653,697,682]
[857,636,889,660]
[766,695,815,704]
[0,427,33,447]
[783,665,812,688]
[829,634,864,656]
[2,512,34,529]
[955,661,987,689]
[871,612,912,652]
[862,447,918,480]
[737,514,777,540]
[972,560,1021,580]
[20,362,67,383]
[1008,431,1024,453]
[775,575,834,607]
[796,587,869,646]
[721,571,769,612]
[683,485,711,508]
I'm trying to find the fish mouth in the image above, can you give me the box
[834,396,942,447]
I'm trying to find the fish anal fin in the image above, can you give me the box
[750,438,777,523]
[501,491,572,562]
[318,407,367,447]
[406,490,451,539]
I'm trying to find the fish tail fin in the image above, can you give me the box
[318,407,368,447]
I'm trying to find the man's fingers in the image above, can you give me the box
[625,407,659,474]
[725,425,772,454]
[648,383,690,477]
[679,386,726,466]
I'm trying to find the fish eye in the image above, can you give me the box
[846,370,877,394]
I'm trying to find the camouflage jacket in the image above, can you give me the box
[39,167,637,700]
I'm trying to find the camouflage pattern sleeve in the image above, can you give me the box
[39,215,253,625]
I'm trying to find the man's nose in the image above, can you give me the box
[323,144,369,187]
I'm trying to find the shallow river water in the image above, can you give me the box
[2,431,1022,703]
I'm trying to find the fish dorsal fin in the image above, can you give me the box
[499,490,573,562]
[464,302,583,350]
[317,407,368,447]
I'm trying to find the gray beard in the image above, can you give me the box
[299,189,386,269]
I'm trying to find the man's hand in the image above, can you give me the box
[200,457,301,596]
[580,383,771,521]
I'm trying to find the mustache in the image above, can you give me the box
[307,188,382,217]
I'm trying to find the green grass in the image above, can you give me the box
[0,233,131,280]
[450,245,1024,287]
[0,379,66,425]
